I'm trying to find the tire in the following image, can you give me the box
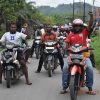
[6,70,11,88]
[48,61,52,77]
[35,47,39,59]
[69,75,79,100]
[60,48,64,57]
[54,58,58,69]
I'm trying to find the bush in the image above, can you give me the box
[91,36,100,70]
[0,31,4,38]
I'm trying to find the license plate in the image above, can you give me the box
[35,41,40,44]
[46,47,54,49]
[71,54,83,59]
[36,36,41,39]
[60,36,63,38]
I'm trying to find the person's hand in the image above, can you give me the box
[88,11,93,16]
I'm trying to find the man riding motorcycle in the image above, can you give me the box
[35,26,64,73]
[58,26,68,37]
[30,28,42,57]
[52,25,59,36]
[0,22,32,85]
[60,12,96,95]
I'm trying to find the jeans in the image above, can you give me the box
[62,57,93,89]
[30,40,35,56]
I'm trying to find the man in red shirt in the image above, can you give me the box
[61,12,96,95]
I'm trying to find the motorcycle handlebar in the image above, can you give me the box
[67,47,94,53]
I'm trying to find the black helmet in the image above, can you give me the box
[46,25,52,34]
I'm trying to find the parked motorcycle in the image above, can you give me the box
[1,43,24,88]
[43,40,58,77]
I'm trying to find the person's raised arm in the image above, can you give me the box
[87,11,94,32]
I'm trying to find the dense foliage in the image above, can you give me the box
[91,36,100,70]
[0,1,94,35]
[0,0,66,35]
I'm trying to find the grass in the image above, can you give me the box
[91,35,100,70]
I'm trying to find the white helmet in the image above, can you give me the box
[83,23,88,27]
[73,19,83,25]
[69,23,72,26]
[52,25,58,28]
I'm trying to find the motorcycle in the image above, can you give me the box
[67,44,93,100]
[1,43,24,88]
[58,36,66,57]
[43,40,58,77]
[34,36,41,59]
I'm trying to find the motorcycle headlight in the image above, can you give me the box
[13,60,18,64]
[1,61,3,64]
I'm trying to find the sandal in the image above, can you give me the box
[86,91,96,95]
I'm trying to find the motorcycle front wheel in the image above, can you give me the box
[69,75,80,100]
[48,61,53,77]
[35,47,39,59]
[6,70,11,88]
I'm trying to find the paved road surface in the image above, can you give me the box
[0,41,100,100]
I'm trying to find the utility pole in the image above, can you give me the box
[83,0,85,22]
[92,0,95,13]
[73,0,75,20]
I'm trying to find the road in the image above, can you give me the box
[0,43,100,100]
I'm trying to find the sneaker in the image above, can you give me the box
[0,80,2,84]
[60,89,67,94]
[27,60,31,64]
[35,70,40,73]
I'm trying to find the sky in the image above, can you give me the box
[27,0,100,7]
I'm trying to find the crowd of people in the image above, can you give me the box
[0,11,96,95]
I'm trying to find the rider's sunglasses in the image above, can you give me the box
[11,27,17,28]
[73,25,83,27]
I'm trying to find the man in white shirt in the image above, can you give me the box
[0,22,32,85]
